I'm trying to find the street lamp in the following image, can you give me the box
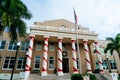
[105,53,111,73]
[10,42,21,80]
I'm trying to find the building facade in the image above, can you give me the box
[0,19,120,79]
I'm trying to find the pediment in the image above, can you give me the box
[34,18,76,28]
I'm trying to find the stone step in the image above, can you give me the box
[29,73,71,80]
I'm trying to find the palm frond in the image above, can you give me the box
[106,37,115,43]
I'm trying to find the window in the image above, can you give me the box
[3,57,15,69]
[8,41,17,50]
[17,57,26,70]
[62,43,66,51]
[0,41,6,50]
[102,60,108,70]
[34,56,40,70]
[36,41,42,50]
[49,42,55,51]
[76,58,79,69]
[48,57,54,70]
[20,42,29,51]
[109,60,117,69]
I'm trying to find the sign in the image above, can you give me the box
[111,73,118,80]
[83,75,90,80]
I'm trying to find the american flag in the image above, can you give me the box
[73,8,78,24]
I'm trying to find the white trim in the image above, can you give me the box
[48,56,54,70]
[34,56,40,70]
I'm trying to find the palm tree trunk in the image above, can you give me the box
[0,31,3,39]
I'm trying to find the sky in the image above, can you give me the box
[21,0,120,40]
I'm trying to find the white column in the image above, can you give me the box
[71,40,78,73]
[94,41,104,73]
[57,38,64,76]
[83,40,92,73]
[24,35,35,80]
[41,37,49,76]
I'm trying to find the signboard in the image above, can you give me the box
[111,73,118,80]
[83,75,90,80]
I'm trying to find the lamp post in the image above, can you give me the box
[105,53,111,73]
[10,42,21,80]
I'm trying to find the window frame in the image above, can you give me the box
[34,56,40,70]
[49,42,55,51]
[2,57,15,70]
[36,41,42,50]
[20,42,29,51]
[17,57,26,70]
[7,41,17,51]
[0,40,6,50]
[48,56,54,70]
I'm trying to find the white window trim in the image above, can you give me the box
[7,41,17,51]
[36,41,42,50]
[48,57,54,70]
[16,57,26,70]
[34,56,40,70]
[0,40,6,50]
[2,57,15,70]
[20,42,29,52]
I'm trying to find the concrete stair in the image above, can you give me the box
[29,73,71,80]
[95,74,107,80]
[95,73,113,80]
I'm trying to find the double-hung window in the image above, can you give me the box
[62,43,66,51]
[109,60,117,69]
[8,41,17,50]
[48,57,54,70]
[49,42,55,51]
[102,60,108,70]
[36,41,42,50]
[34,56,40,70]
[20,42,29,51]
[17,57,26,70]
[3,57,15,70]
[0,40,6,50]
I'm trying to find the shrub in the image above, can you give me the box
[71,74,83,80]
[89,74,97,80]
[71,73,97,80]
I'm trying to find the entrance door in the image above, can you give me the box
[62,58,69,73]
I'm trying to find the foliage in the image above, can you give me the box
[104,33,120,59]
[0,0,32,41]
[71,73,97,80]
[71,74,83,80]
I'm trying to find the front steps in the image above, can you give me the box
[29,73,71,80]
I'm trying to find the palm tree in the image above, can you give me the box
[0,0,32,41]
[104,33,120,59]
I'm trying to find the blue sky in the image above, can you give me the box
[22,0,120,40]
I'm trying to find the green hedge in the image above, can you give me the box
[71,74,97,80]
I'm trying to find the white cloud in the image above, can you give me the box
[22,0,120,40]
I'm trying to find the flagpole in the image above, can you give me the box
[75,23,82,74]
[73,8,82,74]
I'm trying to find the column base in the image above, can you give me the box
[57,72,64,76]
[73,71,78,74]
[41,71,47,76]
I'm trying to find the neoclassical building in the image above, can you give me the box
[0,19,120,79]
